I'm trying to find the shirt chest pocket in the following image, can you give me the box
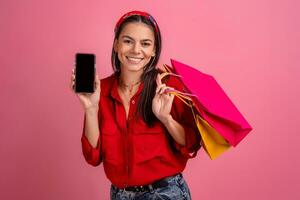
[132,124,169,164]
[101,126,123,166]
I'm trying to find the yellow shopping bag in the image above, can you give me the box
[195,114,230,160]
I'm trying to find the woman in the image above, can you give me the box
[71,10,201,200]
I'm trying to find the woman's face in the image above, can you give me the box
[114,22,156,73]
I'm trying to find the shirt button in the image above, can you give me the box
[131,100,135,104]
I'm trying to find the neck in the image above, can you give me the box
[119,69,142,86]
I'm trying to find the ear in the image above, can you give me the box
[113,39,118,52]
[152,50,155,57]
[152,46,156,57]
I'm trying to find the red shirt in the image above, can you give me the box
[81,74,201,188]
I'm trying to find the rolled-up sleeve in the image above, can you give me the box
[167,76,202,158]
[81,114,102,166]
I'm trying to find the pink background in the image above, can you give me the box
[1,0,299,199]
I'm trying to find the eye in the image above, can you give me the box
[123,39,132,44]
[142,42,151,47]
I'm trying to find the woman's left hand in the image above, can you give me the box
[152,73,175,124]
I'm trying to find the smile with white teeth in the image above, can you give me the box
[126,56,144,63]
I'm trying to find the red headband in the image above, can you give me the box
[114,10,159,34]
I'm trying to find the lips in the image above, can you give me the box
[126,56,144,64]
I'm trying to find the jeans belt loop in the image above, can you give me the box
[148,184,153,191]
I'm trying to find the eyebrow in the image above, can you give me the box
[121,35,153,43]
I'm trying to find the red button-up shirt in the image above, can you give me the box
[81,73,201,188]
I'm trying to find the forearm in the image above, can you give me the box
[161,115,186,146]
[84,107,100,148]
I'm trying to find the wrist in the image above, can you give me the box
[160,114,173,126]
[84,106,99,115]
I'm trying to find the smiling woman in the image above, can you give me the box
[71,10,201,200]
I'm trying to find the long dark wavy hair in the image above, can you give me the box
[111,12,162,126]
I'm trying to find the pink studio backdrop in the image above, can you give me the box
[1,0,299,199]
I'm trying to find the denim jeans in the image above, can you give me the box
[110,174,192,200]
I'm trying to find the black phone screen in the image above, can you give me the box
[75,53,95,93]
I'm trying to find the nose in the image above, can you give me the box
[132,43,141,54]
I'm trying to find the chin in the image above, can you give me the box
[125,65,144,72]
[124,62,150,72]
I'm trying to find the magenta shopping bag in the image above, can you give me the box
[169,59,252,147]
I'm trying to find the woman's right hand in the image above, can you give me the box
[70,68,101,111]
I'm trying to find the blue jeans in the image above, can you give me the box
[110,174,192,200]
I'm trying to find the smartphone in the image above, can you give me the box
[75,53,95,93]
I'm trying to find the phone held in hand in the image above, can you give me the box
[75,53,95,93]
